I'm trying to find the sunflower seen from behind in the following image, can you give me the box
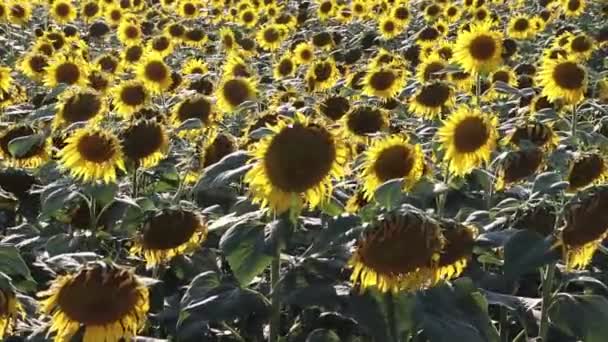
[39,262,149,342]
[131,208,207,266]
[361,135,425,200]
[437,105,499,176]
[244,114,347,214]
[58,127,125,183]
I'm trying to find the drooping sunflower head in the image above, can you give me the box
[342,105,388,142]
[95,53,122,75]
[349,207,445,293]
[216,77,257,113]
[58,128,125,183]
[560,186,608,269]
[121,120,168,169]
[567,152,608,191]
[409,81,455,119]
[436,220,477,281]
[111,80,150,116]
[44,54,89,88]
[131,208,207,266]
[148,34,175,56]
[202,132,237,168]
[55,87,106,128]
[537,57,587,105]
[363,64,406,99]
[184,28,208,48]
[453,20,503,74]
[437,105,499,176]
[416,26,442,46]
[244,114,347,213]
[495,148,544,190]
[361,135,425,200]
[39,262,149,342]
[506,121,559,150]
[0,124,50,168]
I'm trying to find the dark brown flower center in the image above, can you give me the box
[277,59,294,76]
[62,92,102,123]
[369,70,396,91]
[415,82,451,107]
[438,225,475,267]
[168,24,185,37]
[124,25,139,39]
[320,1,332,13]
[144,61,168,82]
[203,134,236,167]
[83,2,99,17]
[567,0,581,11]
[122,121,164,161]
[513,18,529,31]
[320,96,350,121]
[125,46,143,62]
[453,117,489,153]
[120,84,146,106]
[76,133,115,163]
[98,56,118,74]
[468,35,497,61]
[242,11,254,23]
[426,4,440,16]
[313,62,333,82]
[346,107,385,136]
[501,148,543,184]
[222,79,252,108]
[28,55,48,73]
[55,3,71,17]
[264,124,336,192]
[55,62,81,85]
[552,61,585,90]
[88,71,109,92]
[423,61,446,81]
[562,188,608,247]
[418,26,440,41]
[10,4,25,18]
[492,70,510,83]
[263,28,280,43]
[152,36,170,50]
[383,20,396,33]
[177,96,212,123]
[185,29,205,41]
[569,154,604,189]
[183,2,196,15]
[373,145,415,182]
[571,36,591,52]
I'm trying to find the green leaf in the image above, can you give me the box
[0,245,33,280]
[549,294,608,342]
[264,216,294,255]
[503,230,558,279]
[374,178,403,209]
[219,222,273,285]
[306,329,341,342]
[181,286,270,323]
[195,151,249,189]
[8,134,43,158]
[304,214,361,257]
[84,183,118,205]
[41,187,77,217]
[319,196,344,217]
[532,172,562,195]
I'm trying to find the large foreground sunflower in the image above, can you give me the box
[537,57,587,105]
[349,207,445,293]
[437,106,499,176]
[453,21,503,74]
[58,128,125,183]
[244,114,347,213]
[39,262,149,342]
[131,208,207,266]
[361,135,425,200]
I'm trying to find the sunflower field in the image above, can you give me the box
[1,0,608,341]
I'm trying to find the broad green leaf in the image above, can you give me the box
[8,134,43,158]
[549,294,608,342]
[374,178,403,209]
[182,286,270,323]
[0,245,33,280]
[503,230,559,279]
[219,222,273,285]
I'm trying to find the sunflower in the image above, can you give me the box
[485,67,518,99]
[318,95,350,121]
[39,262,149,342]
[508,15,533,40]
[121,45,145,69]
[417,26,442,46]
[378,16,403,40]
[239,8,258,27]
[171,94,217,134]
[417,54,448,82]
[222,53,253,78]
[0,124,50,168]
[44,54,89,88]
[18,52,48,82]
[95,54,122,75]
[104,4,124,27]
[274,54,296,79]
[351,0,368,18]
[341,105,388,143]
[495,148,544,190]
[0,66,12,93]
[244,114,347,213]
[317,0,335,20]
[81,0,101,22]
[362,64,406,99]
[567,152,608,191]
[131,208,207,266]
[111,80,150,116]
[306,58,339,92]
[49,0,77,24]
[58,128,125,183]
[567,33,595,60]
[147,34,175,57]
[183,28,208,48]
[436,221,477,281]
[181,57,208,76]
[506,121,559,150]
[444,4,460,22]
[0,284,21,339]
[136,53,172,94]
[121,120,168,169]
[55,87,106,129]
[453,21,503,74]
[293,42,315,65]
[87,68,113,94]
[117,20,143,45]
[202,133,237,168]
[559,186,608,269]
[361,135,425,200]
[7,2,31,25]
[215,77,257,113]
[537,57,587,105]
[563,0,585,17]
[409,81,455,119]
[165,22,186,41]
[423,3,443,22]
[349,207,445,293]
[178,0,200,18]
[437,105,499,176]
[256,24,287,51]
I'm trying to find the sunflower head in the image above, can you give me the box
[244,114,347,213]
[342,105,388,142]
[363,64,406,98]
[55,87,106,129]
[567,152,608,191]
[39,262,149,342]
[58,128,125,183]
[319,95,350,121]
[121,120,168,169]
[537,57,587,105]
[216,77,257,113]
[438,105,499,176]
[306,58,339,92]
[436,220,477,281]
[202,133,237,168]
[349,207,445,293]
[409,81,455,119]
[0,124,49,168]
[453,21,503,74]
[560,186,608,269]
[362,135,425,200]
[111,80,150,116]
[131,208,207,266]
[44,54,89,88]
[136,53,172,94]
[274,54,296,79]
[496,148,544,190]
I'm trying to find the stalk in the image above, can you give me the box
[539,262,556,341]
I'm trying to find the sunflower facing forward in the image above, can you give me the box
[537,57,587,105]
[55,87,106,129]
[131,208,207,266]
[437,106,499,176]
[39,262,149,342]
[121,120,168,168]
[361,135,425,200]
[453,21,503,74]
[244,114,347,213]
[44,54,89,88]
[215,77,257,113]
[362,64,406,99]
[58,128,125,183]
[136,53,172,94]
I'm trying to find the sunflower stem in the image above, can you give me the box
[385,292,398,342]
[499,306,509,342]
[132,167,139,198]
[269,249,281,342]
[539,262,556,341]
[571,105,578,144]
